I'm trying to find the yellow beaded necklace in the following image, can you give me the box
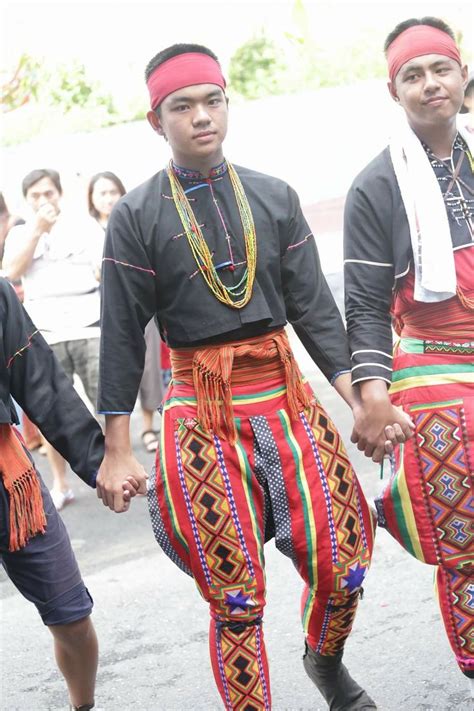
[167,160,257,309]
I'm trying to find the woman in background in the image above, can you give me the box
[88,172,166,452]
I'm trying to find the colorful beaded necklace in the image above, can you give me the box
[167,159,257,309]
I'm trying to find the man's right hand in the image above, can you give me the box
[351,380,415,463]
[34,203,59,234]
[96,451,148,513]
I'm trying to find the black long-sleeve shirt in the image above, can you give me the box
[344,136,474,385]
[0,277,104,485]
[98,162,351,414]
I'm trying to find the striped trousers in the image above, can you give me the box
[376,339,474,677]
[149,375,375,710]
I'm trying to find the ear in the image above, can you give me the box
[387,80,399,104]
[461,64,469,89]
[147,110,166,136]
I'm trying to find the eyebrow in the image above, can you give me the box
[401,58,453,75]
[168,89,223,104]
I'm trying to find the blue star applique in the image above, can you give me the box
[224,590,256,615]
[342,563,367,592]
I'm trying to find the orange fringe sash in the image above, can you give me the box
[0,424,46,551]
[171,329,311,445]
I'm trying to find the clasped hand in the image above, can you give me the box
[352,397,415,463]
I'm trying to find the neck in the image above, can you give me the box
[171,149,225,177]
[410,117,458,159]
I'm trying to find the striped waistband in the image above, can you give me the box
[399,337,474,356]
[390,361,474,395]
[170,329,311,444]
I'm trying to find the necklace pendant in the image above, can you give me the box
[228,264,235,272]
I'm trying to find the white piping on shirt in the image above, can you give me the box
[351,362,393,372]
[351,349,393,359]
[344,259,394,267]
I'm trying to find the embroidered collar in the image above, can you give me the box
[422,132,468,163]
[171,160,228,181]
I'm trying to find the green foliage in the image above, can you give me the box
[229,33,286,100]
[1,54,41,113]
[47,61,115,114]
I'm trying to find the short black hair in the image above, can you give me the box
[145,43,219,83]
[384,17,456,53]
[22,169,62,197]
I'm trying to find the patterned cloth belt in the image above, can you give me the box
[0,424,46,551]
[170,329,311,444]
[397,286,474,341]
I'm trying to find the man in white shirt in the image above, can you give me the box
[3,169,102,511]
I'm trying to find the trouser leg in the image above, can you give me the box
[377,399,474,678]
[250,404,376,709]
[436,565,474,678]
[149,414,271,710]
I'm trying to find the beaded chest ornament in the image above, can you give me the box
[167,160,257,308]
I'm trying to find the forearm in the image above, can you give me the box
[359,378,391,406]
[332,372,360,410]
[4,232,42,280]
[104,414,132,455]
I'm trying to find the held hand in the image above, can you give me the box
[35,203,59,234]
[96,452,148,513]
[383,407,416,456]
[352,399,415,463]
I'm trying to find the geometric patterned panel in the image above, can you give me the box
[415,404,474,569]
[306,404,369,559]
[446,568,474,659]
[217,623,269,711]
[176,419,254,593]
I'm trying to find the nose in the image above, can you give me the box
[424,71,441,92]
[192,103,211,126]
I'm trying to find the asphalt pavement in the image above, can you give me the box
[1,88,472,708]
[1,329,471,710]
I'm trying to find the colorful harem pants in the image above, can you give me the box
[148,375,375,710]
[375,339,474,677]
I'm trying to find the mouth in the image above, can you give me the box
[193,131,216,140]
[424,96,447,106]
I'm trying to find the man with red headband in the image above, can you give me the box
[95,42,390,710]
[344,17,473,695]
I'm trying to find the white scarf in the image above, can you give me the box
[389,114,474,302]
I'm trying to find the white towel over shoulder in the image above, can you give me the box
[389,115,473,302]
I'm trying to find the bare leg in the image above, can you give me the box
[49,616,98,708]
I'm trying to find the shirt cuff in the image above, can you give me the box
[330,369,351,386]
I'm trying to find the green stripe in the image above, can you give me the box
[163,383,288,409]
[392,363,474,381]
[400,338,474,354]
[234,418,265,570]
[302,588,315,633]
[159,428,189,553]
[278,411,314,589]
[399,338,425,354]
[390,470,416,558]
[410,398,462,411]
[232,384,287,401]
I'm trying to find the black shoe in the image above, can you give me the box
[70,705,94,710]
[303,643,377,710]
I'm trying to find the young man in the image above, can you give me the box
[344,17,473,694]
[3,169,102,510]
[97,43,407,710]
[0,276,112,711]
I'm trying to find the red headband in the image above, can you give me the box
[147,52,226,110]
[387,25,461,83]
